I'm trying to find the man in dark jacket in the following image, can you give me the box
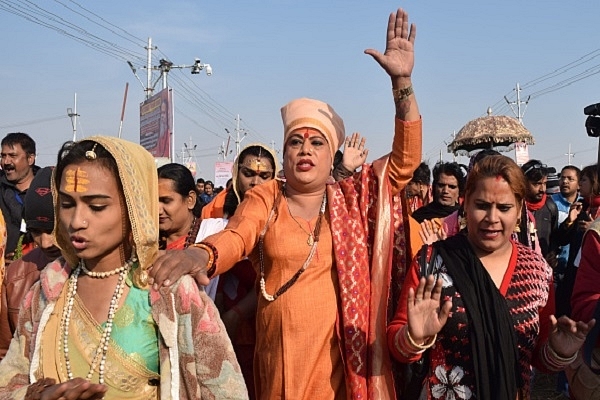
[0,132,39,261]
[522,160,559,265]
[412,161,465,223]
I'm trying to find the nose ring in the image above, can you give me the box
[82,220,88,226]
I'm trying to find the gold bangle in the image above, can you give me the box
[406,327,437,350]
[188,243,215,274]
[393,85,414,104]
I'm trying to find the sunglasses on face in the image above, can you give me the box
[523,163,548,176]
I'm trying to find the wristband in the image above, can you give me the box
[393,85,414,104]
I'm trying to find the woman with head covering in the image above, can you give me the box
[388,155,594,399]
[205,143,278,399]
[151,8,422,399]
[202,144,279,220]
[0,137,247,399]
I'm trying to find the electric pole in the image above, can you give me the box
[504,82,530,124]
[565,143,575,165]
[127,37,212,162]
[128,38,212,97]
[67,92,79,142]
[234,115,247,159]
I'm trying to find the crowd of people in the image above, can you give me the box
[0,6,598,400]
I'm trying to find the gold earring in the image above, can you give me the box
[514,218,522,233]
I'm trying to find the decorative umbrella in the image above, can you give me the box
[448,109,535,156]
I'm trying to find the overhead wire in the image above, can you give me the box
[0,0,146,64]
[0,0,262,147]
[0,115,68,130]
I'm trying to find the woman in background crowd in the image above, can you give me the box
[389,155,594,399]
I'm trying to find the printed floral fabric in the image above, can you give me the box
[0,258,249,400]
[389,241,554,399]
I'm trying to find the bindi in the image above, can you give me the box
[303,129,310,139]
[64,167,90,193]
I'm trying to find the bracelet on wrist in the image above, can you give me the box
[406,326,437,350]
[543,342,578,370]
[188,242,215,276]
[392,85,414,104]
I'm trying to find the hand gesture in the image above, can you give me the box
[342,133,369,171]
[567,202,583,224]
[548,315,596,359]
[406,275,452,343]
[30,378,106,400]
[364,8,415,79]
[149,247,210,289]
[419,220,446,245]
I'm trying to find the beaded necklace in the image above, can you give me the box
[60,256,136,383]
[159,216,199,250]
[259,186,327,301]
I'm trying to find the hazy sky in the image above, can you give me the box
[1,1,599,180]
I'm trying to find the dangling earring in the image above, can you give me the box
[459,214,467,231]
[326,168,335,185]
[514,217,521,233]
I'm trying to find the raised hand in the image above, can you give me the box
[364,8,415,80]
[342,133,369,171]
[406,275,452,343]
[419,219,447,245]
[548,315,596,359]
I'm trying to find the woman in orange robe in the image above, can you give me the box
[152,8,422,399]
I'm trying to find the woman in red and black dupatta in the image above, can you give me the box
[388,155,595,400]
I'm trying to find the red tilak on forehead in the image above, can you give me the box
[303,129,310,139]
[495,175,503,181]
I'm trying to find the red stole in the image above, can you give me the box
[327,155,410,399]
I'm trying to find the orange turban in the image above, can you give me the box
[281,98,345,160]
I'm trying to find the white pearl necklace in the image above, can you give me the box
[80,257,136,278]
[60,257,136,384]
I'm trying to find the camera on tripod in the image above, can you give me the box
[584,102,600,137]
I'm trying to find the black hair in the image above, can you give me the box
[411,162,431,185]
[238,145,276,175]
[561,165,581,181]
[196,178,205,184]
[521,159,549,182]
[205,180,214,189]
[157,163,201,217]
[432,161,466,194]
[2,132,36,155]
[469,149,501,171]
[333,150,344,169]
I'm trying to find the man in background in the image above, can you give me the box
[0,132,39,261]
